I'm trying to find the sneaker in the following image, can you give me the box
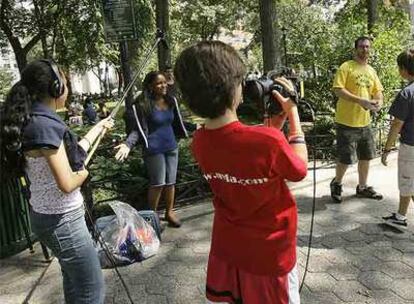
[330,178,342,203]
[382,213,407,231]
[356,185,383,200]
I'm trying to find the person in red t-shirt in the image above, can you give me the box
[174,41,308,304]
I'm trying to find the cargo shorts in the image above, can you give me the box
[336,123,376,165]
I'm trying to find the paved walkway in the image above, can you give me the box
[1,152,414,304]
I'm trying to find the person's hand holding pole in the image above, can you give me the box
[84,117,114,165]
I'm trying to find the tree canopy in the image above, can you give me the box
[0,0,412,112]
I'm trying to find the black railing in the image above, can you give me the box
[86,119,394,212]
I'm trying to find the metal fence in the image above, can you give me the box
[0,119,392,257]
[0,178,34,258]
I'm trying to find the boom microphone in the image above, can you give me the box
[156,28,169,49]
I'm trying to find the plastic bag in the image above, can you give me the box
[95,200,160,268]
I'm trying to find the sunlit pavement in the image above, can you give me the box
[1,151,414,304]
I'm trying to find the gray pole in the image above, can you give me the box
[155,0,171,71]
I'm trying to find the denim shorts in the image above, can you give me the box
[30,207,105,304]
[336,124,376,165]
[144,148,179,186]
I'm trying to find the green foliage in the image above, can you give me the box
[1,0,154,74]
[171,1,232,41]
[276,0,339,111]
[333,0,368,63]
[2,0,412,166]
[273,0,411,121]
[54,1,108,71]
[1,0,39,39]
[278,0,338,72]
[304,76,337,113]
[370,5,411,103]
[0,68,13,102]
[169,0,255,60]
[54,0,152,72]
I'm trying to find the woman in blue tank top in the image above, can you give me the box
[115,71,193,228]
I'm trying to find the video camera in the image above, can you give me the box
[243,68,300,117]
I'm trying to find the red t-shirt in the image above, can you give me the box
[192,121,307,275]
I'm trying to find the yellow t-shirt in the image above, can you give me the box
[332,60,383,127]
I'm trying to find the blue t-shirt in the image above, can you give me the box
[389,82,414,146]
[147,108,177,154]
[23,102,86,171]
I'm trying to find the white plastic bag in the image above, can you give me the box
[95,200,160,268]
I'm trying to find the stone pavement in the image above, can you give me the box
[1,151,414,304]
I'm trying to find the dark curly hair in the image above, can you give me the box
[136,70,173,117]
[1,60,59,178]
[174,41,246,119]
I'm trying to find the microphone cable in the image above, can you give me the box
[83,200,136,304]
[299,141,317,293]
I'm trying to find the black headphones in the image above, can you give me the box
[40,59,65,98]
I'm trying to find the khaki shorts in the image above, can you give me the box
[336,124,376,165]
[398,143,414,196]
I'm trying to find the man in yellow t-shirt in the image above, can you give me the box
[330,36,384,203]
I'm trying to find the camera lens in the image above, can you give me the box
[243,80,264,105]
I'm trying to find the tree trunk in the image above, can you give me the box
[64,70,73,101]
[117,68,123,98]
[92,67,105,93]
[259,0,282,73]
[13,47,28,73]
[120,41,133,109]
[0,8,40,72]
[367,0,378,34]
[33,0,49,58]
[155,0,171,71]
[41,36,49,58]
[104,63,110,95]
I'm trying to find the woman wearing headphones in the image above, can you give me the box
[1,60,113,303]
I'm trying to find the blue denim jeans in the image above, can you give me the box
[31,207,105,304]
[144,148,179,186]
